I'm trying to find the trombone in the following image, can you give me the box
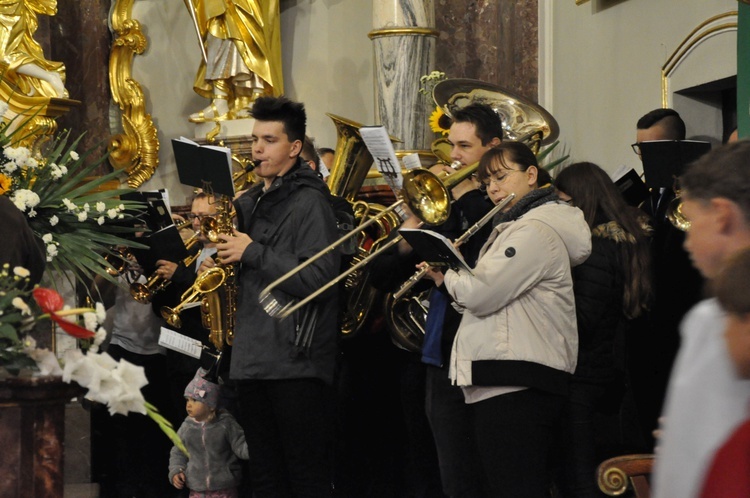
[258,162,482,320]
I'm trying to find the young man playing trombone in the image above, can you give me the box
[371,102,504,497]
[201,95,340,497]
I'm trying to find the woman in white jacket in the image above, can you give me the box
[423,141,591,496]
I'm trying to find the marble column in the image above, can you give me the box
[370,0,438,152]
[434,0,538,103]
[48,1,112,169]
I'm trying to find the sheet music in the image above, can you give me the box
[359,126,403,192]
[158,327,202,358]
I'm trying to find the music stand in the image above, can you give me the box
[640,140,711,190]
[171,138,235,197]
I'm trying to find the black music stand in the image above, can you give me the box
[640,140,711,190]
[171,137,235,197]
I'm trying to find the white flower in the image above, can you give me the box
[27,209,36,218]
[46,244,58,259]
[3,160,17,173]
[93,326,107,347]
[95,303,106,323]
[49,215,59,226]
[107,208,117,219]
[10,189,40,212]
[118,214,124,219]
[11,297,31,315]
[96,202,106,212]
[97,216,105,225]
[83,311,98,332]
[24,157,38,169]
[26,348,63,376]
[13,267,30,278]
[62,198,76,211]
[118,204,125,211]
[83,203,90,212]
[69,151,79,161]
[77,212,87,222]
[42,233,53,243]
[49,163,64,180]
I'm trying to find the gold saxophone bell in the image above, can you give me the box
[160,267,226,328]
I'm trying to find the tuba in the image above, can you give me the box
[385,79,559,352]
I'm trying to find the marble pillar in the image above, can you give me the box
[49,1,112,168]
[370,0,438,152]
[434,0,538,103]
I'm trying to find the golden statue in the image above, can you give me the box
[185,0,283,123]
[0,0,67,98]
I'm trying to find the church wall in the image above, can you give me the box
[545,0,737,176]
[128,0,374,205]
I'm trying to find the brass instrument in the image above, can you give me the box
[259,158,484,321]
[129,220,200,303]
[104,247,135,276]
[386,194,516,352]
[387,78,559,352]
[666,191,690,231]
[198,195,237,349]
[160,267,226,328]
[158,196,237,351]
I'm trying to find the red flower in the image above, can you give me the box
[32,288,64,313]
[32,287,95,339]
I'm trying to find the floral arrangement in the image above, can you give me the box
[0,107,145,286]
[0,263,187,453]
[420,71,452,136]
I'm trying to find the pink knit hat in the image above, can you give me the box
[184,368,220,409]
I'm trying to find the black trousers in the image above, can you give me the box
[471,389,565,498]
[425,365,485,498]
[235,378,334,498]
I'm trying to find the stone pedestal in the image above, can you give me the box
[0,376,82,498]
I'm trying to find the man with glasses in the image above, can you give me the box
[629,108,703,452]
[369,102,503,497]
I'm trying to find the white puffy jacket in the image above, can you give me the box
[444,202,591,394]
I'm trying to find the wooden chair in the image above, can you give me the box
[596,454,655,497]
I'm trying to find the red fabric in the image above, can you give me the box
[700,418,750,498]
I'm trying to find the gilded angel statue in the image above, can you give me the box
[185,0,283,123]
[0,0,68,98]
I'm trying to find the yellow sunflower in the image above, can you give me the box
[0,173,10,195]
[429,106,451,136]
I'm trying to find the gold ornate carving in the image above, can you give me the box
[368,27,440,39]
[109,0,160,188]
[661,11,738,108]
[0,62,79,151]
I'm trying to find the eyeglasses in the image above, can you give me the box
[481,169,521,187]
[631,143,642,155]
[187,213,209,221]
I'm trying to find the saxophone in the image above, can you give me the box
[199,195,237,350]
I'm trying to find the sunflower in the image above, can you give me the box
[429,106,452,136]
[0,173,10,194]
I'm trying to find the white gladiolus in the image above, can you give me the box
[69,151,79,161]
[77,212,87,222]
[42,233,53,243]
[49,215,59,226]
[83,311,98,332]
[97,216,105,225]
[95,303,106,323]
[96,202,106,212]
[107,208,117,219]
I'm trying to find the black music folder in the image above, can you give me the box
[399,228,474,274]
[120,189,173,232]
[131,224,189,275]
[171,137,235,197]
[640,140,711,190]
[613,168,650,207]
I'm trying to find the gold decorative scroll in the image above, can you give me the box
[661,11,738,108]
[109,0,159,188]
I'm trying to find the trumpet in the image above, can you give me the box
[160,267,227,328]
[258,163,482,320]
[129,220,200,304]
